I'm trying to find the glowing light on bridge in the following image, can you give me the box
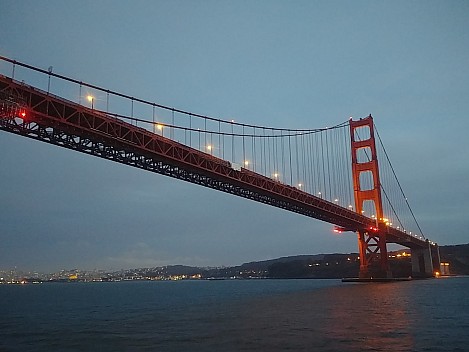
[86,95,94,109]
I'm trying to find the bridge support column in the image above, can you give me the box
[432,244,441,274]
[357,230,392,278]
[411,240,434,278]
[350,116,391,278]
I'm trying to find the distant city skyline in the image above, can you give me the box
[1,1,468,272]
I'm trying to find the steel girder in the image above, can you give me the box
[0,74,429,254]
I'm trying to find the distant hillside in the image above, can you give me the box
[265,253,360,279]
[127,243,469,280]
[201,255,325,279]
[240,254,325,271]
[211,243,469,279]
[439,243,469,275]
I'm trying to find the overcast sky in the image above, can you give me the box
[1,1,468,273]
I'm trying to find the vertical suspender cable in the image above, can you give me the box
[281,131,286,183]
[267,129,271,175]
[171,110,175,140]
[320,131,326,198]
[231,121,235,164]
[288,134,293,185]
[325,130,332,200]
[242,125,246,165]
[189,114,192,147]
[253,127,257,172]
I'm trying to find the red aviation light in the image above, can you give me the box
[333,226,342,234]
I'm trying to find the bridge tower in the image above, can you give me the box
[350,115,391,278]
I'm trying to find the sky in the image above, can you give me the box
[1,1,468,272]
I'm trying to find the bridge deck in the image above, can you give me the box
[0,74,428,249]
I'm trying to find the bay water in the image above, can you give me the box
[1,277,468,351]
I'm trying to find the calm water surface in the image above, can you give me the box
[1,277,468,351]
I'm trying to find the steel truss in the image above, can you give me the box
[0,74,429,268]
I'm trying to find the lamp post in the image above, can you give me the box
[87,95,94,110]
[155,124,163,136]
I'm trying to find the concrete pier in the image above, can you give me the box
[411,240,435,278]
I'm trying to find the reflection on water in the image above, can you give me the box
[324,283,414,351]
[233,279,469,351]
[234,283,413,351]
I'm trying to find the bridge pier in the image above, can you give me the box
[432,243,441,274]
[411,240,435,278]
[357,230,392,279]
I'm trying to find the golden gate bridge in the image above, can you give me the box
[0,56,439,279]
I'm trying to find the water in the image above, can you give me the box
[1,277,468,351]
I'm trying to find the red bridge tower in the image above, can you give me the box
[350,115,391,278]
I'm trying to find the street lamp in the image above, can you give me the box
[87,95,94,110]
[155,123,164,135]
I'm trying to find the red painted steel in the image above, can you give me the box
[0,73,432,278]
[350,116,391,278]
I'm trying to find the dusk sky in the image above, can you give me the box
[1,1,468,272]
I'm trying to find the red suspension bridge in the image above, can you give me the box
[0,56,439,279]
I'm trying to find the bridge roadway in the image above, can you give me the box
[0,74,428,250]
